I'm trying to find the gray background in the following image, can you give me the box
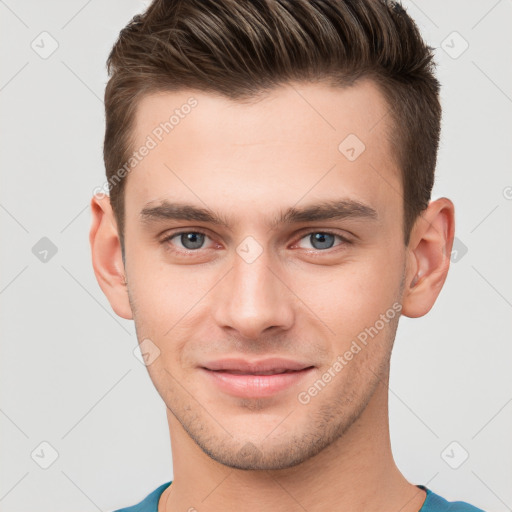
[1,0,511,511]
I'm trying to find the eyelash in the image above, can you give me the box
[160,229,352,256]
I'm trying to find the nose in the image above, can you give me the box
[212,246,295,340]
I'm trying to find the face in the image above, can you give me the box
[121,80,408,470]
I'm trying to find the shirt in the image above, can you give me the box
[111,482,487,511]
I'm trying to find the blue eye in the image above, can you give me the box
[164,232,209,250]
[162,230,349,255]
[310,233,335,250]
[180,232,205,249]
[297,232,346,251]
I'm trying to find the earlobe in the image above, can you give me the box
[401,197,455,318]
[89,194,133,320]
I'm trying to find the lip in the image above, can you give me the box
[200,358,315,398]
[202,357,312,373]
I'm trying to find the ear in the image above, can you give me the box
[89,193,133,320]
[401,197,455,318]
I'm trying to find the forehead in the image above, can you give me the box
[124,80,400,227]
[132,79,394,151]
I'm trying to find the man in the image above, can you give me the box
[89,0,486,511]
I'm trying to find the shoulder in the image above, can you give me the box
[418,485,487,512]
[111,481,172,512]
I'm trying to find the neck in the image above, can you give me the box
[160,379,426,512]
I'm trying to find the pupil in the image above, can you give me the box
[311,233,335,250]
[181,232,204,249]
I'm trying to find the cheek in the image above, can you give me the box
[291,250,403,335]
[126,253,220,367]
[125,241,199,319]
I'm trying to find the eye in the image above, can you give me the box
[296,232,348,251]
[163,231,213,251]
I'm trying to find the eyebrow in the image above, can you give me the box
[139,199,378,230]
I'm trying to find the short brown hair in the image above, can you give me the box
[104,0,441,253]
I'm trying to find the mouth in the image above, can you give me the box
[202,357,313,373]
[210,369,305,375]
[200,358,315,398]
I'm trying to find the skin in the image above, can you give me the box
[89,79,455,512]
